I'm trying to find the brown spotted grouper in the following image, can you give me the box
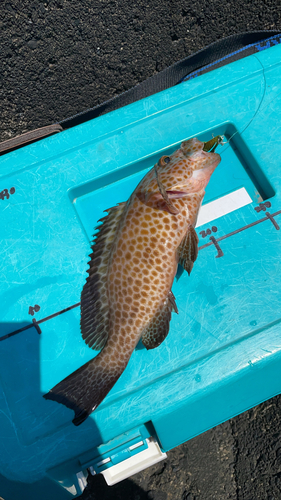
[43,136,222,425]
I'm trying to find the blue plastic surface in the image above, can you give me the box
[1,44,281,497]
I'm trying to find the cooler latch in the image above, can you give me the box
[78,424,167,486]
[89,436,166,485]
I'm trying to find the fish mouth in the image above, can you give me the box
[194,152,221,172]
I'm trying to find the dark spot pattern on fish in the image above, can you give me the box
[44,137,221,424]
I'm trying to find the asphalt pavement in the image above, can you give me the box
[1,1,281,499]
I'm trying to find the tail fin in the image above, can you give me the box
[43,353,124,426]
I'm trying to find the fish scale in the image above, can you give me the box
[43,137,221,425]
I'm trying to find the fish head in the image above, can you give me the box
[179,137,222,192]
[137,136,222,213]
[155,137,221,195]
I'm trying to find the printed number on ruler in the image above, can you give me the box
[254,201,271,213]
[199,226,224,258]
[0,187,15,201]
[199,226,218,238]
[28,305,41,317]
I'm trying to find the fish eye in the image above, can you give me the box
[159,156,171,166]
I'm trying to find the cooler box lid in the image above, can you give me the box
[1,41,281,491]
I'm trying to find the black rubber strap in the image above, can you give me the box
[59,30,281,129]
[1,30,280,157]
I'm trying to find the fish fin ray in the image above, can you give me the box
[168,290,178,314]
[141,295,173,350]
[43,353,125,426]
[81,202,126,350]
[178,226,199,275]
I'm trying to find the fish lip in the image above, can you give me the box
[165,190,189,198]
[192,151,221,170]
[180,139,222,163]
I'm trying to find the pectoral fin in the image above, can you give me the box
[142,291,177,350]
[178,226,199,275]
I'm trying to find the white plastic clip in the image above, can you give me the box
[90,437,167,486]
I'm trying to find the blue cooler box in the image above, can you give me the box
[1,41,281,499]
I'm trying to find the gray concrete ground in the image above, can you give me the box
[1,1,281,499]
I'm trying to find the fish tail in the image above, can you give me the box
[43,352,125,426]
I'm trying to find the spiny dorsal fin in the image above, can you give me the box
[178,226,199,275]
[80,202,126,350]
[141,291,177,350]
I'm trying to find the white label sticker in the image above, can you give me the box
[196,188,253,228]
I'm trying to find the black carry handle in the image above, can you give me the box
[1,30,281,155]
[59,30,281,129]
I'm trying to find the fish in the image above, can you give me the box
[43,136,222,425]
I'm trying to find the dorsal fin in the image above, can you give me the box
[80,202,126,350]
